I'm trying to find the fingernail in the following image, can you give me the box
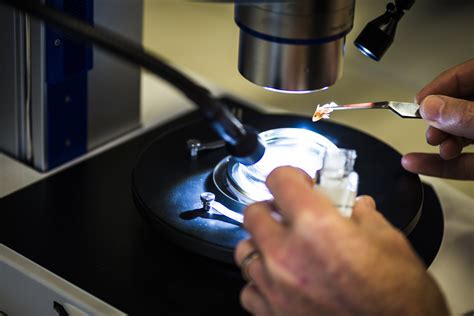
[401,155,415,172]
[401,155,409,167]
[357,196,376,208]
[420,96,444,122]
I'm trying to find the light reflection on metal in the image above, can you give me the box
[222,128,338,202]
[357,45,377,60]
[212,201,244,223]
[264,86,329,94]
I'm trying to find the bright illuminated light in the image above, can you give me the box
[264,86,329,94]
[355,43,380,61]
[229,128,338,202]
[360,46,372,56]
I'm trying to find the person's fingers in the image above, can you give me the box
[419,95,474,139]
[240,283,273,316]
[243,202,286,254]
[235,239,272,290]
[425,125,472,159]
[351,196,386,227]
[402,153,474,180]
[439,137,465,160]
[266,166,339,223]
[358,195,376,209]
[426,126,449,146]
[235,239,256,267]
[416,59,474,103]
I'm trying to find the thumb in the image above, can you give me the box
[420,95,474,139]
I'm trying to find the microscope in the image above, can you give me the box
[1,0,414,170]
[237,0,415,92]
[2,2,451,314]
[1,0,433,264]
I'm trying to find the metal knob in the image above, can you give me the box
[187,139,225,158]
[200,192,216,212]
[187,139,202,158]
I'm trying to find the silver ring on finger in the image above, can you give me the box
[240,250,261,282]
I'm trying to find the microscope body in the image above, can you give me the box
[1,0,365,171]
[236,0,355,93]
[0,0,143,171]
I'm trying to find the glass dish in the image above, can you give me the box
[225,128,338,203]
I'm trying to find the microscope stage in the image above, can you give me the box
[132,96,443,265]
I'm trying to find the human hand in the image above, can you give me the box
[402,59,474,179]
[235,166,448,316]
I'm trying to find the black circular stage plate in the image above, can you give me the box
[132,97,442,265]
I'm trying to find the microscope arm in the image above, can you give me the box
[1,0,265,165]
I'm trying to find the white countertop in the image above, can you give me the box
[423,176,474,314]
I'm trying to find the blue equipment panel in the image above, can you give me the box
[45,0,93,169]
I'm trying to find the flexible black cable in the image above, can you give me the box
[0,0,265,164]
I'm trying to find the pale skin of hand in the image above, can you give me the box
[235,166,449,316]
[402,58,474,179]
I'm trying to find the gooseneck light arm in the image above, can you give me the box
[1,0,265,165]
